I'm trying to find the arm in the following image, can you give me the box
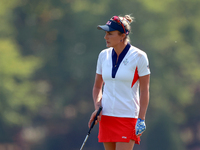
[138,74,150,120]
[93,73,104,110]
[135,74,150,136]
[88,73,103,128]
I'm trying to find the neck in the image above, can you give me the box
[113,41,128,56]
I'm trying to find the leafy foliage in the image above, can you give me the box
[0,39,44,125]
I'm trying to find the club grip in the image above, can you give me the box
[88,106,102,134]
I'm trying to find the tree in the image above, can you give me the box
[0,0,46,145]
[1,0,200,149]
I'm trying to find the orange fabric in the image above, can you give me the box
[98,115,140,144]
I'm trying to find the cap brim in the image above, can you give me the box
[97,25,116,32]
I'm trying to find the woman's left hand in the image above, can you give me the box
[135,118,146,136]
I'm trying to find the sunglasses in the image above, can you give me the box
[112,16,127,34]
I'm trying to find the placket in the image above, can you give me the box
[111,78,116,114]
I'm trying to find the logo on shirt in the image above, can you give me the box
[122,136,127,139]
[123,59,129,65]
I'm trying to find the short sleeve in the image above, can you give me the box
[137,53,150,77]
[96,52,102,75]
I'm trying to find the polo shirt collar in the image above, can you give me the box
[112,43,131,78]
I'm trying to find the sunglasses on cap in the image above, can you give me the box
[97,16,129,35]
[111,16,126,34]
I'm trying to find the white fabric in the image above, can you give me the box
[96,45,150,118]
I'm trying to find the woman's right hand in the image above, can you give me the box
[88,109,102,128]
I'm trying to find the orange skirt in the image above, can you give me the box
[98,115,140,144]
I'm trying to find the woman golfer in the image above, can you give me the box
[88,14,150,150]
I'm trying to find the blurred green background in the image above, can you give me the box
[0,0,200,150]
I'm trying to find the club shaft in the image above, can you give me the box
[80,106,102,150]
[80,135,89,150]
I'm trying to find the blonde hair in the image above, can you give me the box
[119,14,135,43]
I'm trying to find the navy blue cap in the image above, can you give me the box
[97,20,129,35]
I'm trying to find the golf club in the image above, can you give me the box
[80,106,103,150]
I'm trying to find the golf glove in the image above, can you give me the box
[135,118,146,136]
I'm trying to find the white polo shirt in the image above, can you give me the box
[96,43,150,118]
